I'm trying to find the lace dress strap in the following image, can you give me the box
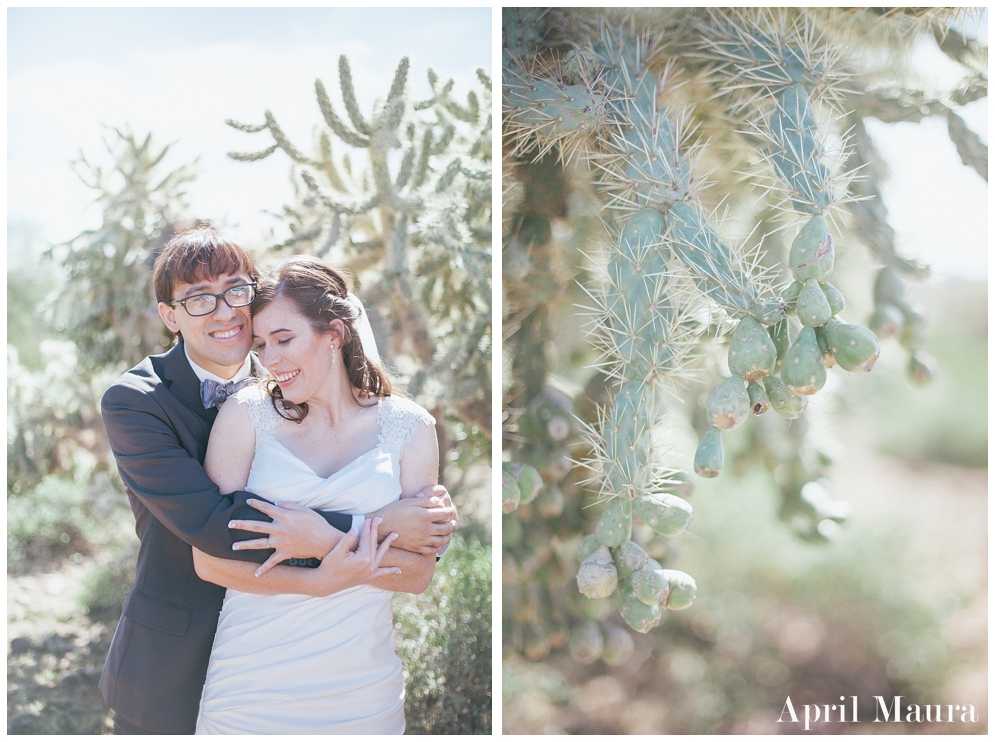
[234,384,284,448]
[376,395,435,460]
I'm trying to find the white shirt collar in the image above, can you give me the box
[184,345,252,385]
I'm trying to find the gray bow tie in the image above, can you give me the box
[201,378,249,409]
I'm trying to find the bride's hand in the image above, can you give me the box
[311,519,400,597]
[231,499,343,576]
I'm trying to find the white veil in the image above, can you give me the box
[344,292,380,365]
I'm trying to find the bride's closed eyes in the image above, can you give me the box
[254,337,293,351]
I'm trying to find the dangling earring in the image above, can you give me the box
[330,344,336,364]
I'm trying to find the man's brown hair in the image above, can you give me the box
[152,228,258,304]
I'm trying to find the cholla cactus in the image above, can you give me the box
[227,55,491,475]
[503,7,986,655]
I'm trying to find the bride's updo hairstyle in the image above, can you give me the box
[251,257,391,423]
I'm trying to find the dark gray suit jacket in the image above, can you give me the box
[98,341,351,733]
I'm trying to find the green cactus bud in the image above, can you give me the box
[694,426,724,478]
[789,215,834,283]
[781,281,803,316]
[782,327,827,395]
[898,304,926,351]
[632,492,693,536]
[821,281,845,316]
[503,513,523,548]
[536,482,565,518]
[749,297,787,326]
[517,464,543,505]
[796,278,833,328]
[908,350,934,385]
[568,620,604,664]
[763,374,808,419]
[659,569,697,610]
[577,533,602,563]
[768,319,790,368]
[706,375,750,430]
[814,325,836,368]
[576,545,618,599]
[868,304,904,339]
[502,465,522,514]
[874,266,905,305]
[612,539,650,579]
[824,319,880,373]
[728,316,777,381]
[523,621,551,661]
[747,379,770,415]
[600,624,635,666]
[631,568,670,606]
[619,588,663,633]
[596,496,632,547]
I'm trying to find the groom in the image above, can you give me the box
[99,227,457,734]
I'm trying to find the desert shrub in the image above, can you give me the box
[394,531,492,734]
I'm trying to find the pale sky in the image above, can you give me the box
[7,7,987,280]
[8,7,492,252]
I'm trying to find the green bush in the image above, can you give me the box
[394,531,492,734]
[7,477,100,573]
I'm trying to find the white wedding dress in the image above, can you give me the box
[195,385,434,735]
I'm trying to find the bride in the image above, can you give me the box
[191,257,439,734]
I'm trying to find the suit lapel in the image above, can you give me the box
[162,342,218,424]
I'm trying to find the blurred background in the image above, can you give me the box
[7,7,491,734]
[502,7,986,734]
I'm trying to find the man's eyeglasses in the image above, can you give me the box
[169,283,257,317]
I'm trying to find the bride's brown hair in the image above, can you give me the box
[251,257,391,422]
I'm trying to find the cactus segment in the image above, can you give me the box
[536,482,566,517]
[747,379,771,415]
[768,319,790,365]
[782,326,827,395]
[789,215,835,282]
[868,304,903,339]
[796,278,833,328]
[568,620,605,664]
[659,569,697,610]
[577,533,602,563]
[824,319,880,373]
[728,316,777,380]
[612,539,650,579]
[603,381,655,498]
[517,464,543,505]
[821,281,845,316]
[782,281,803,315]
[503,513,523,548]
[632,492,694,536]
[666,202,757,317]
[706,375,751,430]
[874,266,905,305]
[608,209,670,315]
[502,463,522,514]
[596,496,633,547]
[619,589,663,633]
[631,568,671,606]
[506,78,607,137]
[619,118,692,207]
[770,85,832,214]
[577,545,619,599]
[763,374,808,419]
[694,426,725,478]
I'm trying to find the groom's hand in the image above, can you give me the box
[372,485,457,555]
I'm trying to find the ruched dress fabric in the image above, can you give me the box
[195,386,434,735]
